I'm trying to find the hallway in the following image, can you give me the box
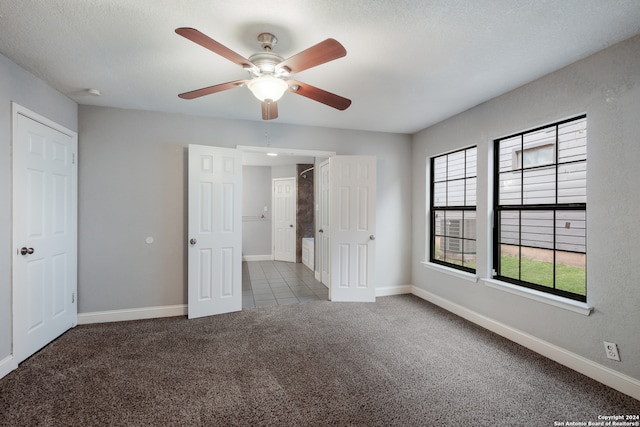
[242,261,329,308]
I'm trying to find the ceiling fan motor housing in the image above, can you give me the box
[247,51,286,77]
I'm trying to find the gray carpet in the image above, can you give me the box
[1,295,638,426]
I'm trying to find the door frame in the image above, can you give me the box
[11,102,78,364]
[237,145,335,159]
[237,145,335,270]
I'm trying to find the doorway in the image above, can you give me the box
[188,145,377,319]
[239,145,334,274]
[239,146,333,309]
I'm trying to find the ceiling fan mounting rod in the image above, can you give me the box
[257,33,277,51]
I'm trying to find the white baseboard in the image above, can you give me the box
[376,285,412,297]
[242,255,273,262]
[78,304,187,325]
[411,286,640,401]
[0,354,17,380]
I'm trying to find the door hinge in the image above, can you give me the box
[72,292,76,304]
[72,153,75,164]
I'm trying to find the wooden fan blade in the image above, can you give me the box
[288,80,351,110]
[277,39,346,74]
[178,80,247,100]
[261,101,278,120]
[176,27,252,68]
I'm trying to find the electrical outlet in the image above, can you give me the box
[603,341,620,361]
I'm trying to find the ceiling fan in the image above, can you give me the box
[175,28,352,120]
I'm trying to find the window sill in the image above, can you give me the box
[421,262,479,283]
[481,278,593,316]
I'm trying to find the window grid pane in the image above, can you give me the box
[433,182,447,207]
[447,179,465,206]
[522,167,556,205]
[557,162,587,204]
[499,171,521,205]
[465,177,477,205]
[447,151,465,180]
[433,156,447,182]
[466,147,477,177]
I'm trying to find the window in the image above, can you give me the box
[430,146,477,273]
[494,115,587,301]
[514,143,555,169]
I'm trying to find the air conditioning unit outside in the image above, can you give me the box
[440,218,476,255]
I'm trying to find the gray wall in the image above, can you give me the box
[242,166,272,256]
[411,34,640,380]
[0,53,78,362]
[78,105,412,313]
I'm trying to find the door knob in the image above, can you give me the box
[289,224,294,228]
[319,229,324,233]
[20,247,34,255]
[369,235,376,241]
[189,238,197,245]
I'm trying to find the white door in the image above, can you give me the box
[319,160,331,286]
[273,177,296,262]
[329,156,376,302]
[188,145,242,319]
[12,105,78,364]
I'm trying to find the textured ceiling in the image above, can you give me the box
[1,0,639,134]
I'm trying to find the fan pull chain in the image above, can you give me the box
[265,119,271,146]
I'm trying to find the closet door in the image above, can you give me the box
[273,177,296,262]
[13,105,78,364]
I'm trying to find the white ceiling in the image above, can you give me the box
[1,0,639,134]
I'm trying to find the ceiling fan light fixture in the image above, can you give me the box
[247,76,288,102]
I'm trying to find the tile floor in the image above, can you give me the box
[242,261,329,309]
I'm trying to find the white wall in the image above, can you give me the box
[0,53,77,365]
[411,35,640,381]
[77,105,412,313]
[242,166,272,257]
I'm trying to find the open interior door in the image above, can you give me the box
[319,160,331,286]
[188,144,242,319]
[329,156,376,302]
